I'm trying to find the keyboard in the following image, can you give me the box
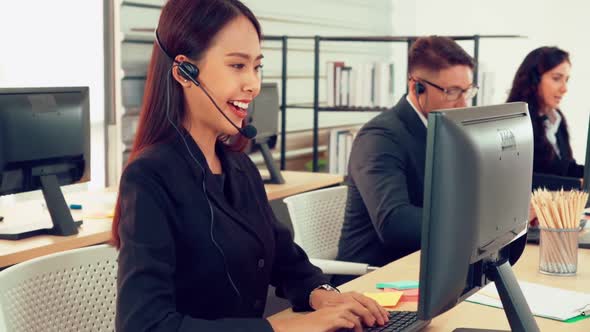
[364,311,430,332]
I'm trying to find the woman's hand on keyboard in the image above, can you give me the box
[310,290,389,327]
[268,303,367,332]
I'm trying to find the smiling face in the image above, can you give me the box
[179,15,263,137]
[538,60,570,111]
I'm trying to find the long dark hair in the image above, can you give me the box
[506,46,572,167]
[111,0,261,248]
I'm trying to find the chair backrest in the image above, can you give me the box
[0,244,118,332]
[283,185,348,260]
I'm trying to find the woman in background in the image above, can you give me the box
[507,46,584,178]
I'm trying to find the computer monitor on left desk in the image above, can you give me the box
[247,82,284,184]
[0,87,90,240]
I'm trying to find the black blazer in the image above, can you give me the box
[532,111,584,178]
[336,96,426,281]
[115,130,329,332]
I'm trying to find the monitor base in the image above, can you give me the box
[0,220,83,240]
[0,174,82,240]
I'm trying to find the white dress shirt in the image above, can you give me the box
[543,110,562,158]
[406,95,428,128]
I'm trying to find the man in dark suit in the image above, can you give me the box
[334,36,478,285]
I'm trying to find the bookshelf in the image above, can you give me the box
[111,5,523,175]
[284,34,525,171]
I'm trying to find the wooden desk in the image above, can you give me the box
[264,171,343,201]
[273,245,590,331]
[0,171,342,268]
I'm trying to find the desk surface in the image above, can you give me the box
[274,245,590,331]
[0,171,342,268]
[263,171,343,201]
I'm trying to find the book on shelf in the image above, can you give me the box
[328,128,358,175]
[340,66,351,106]
[325,61,395,109]
[326,61,345,107]
[373,62,395,108]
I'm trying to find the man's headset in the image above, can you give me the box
[415,81,426,95]
[411,78,428,116]
[155,29,246,298]
[155,30,257,139]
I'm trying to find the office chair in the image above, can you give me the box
[283,185,376,275]
[0,244,117,332]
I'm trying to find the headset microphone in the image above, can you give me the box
[156,30,257,139]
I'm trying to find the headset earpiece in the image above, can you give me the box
[155,29,201,86]
[178,62,200,84]
[415,81,426,95]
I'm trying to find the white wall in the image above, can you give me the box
[392,0,589,162]
[0,0,105,188]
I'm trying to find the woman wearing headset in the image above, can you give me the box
[112,1,389,331]
[507,46,584,178]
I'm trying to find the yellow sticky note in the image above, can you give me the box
[83,210,115,219]
[364,291,403,307]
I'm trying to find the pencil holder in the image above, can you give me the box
[539,227,579,276]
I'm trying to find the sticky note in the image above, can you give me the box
[401,288,419,296]
[383,287,419,303]
[83,210,115,219]
[376,281,419,290]
[363,291,403,307]
[399,296,419,304]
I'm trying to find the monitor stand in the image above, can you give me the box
[257,142,285,184]
[454,260,539,332]
[0,174,82,240]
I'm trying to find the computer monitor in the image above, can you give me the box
[418,102,539,331]
[0,87,90,240]
[247,82,284,184]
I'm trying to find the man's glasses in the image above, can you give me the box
[419,78,479,101]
